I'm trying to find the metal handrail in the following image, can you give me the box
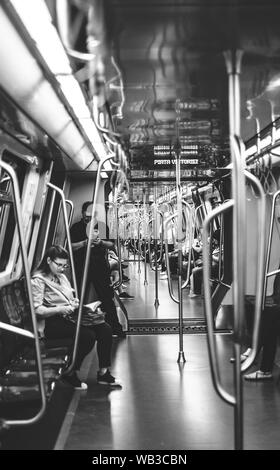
[193,203,204,232]
[47,184,78,294]
[164,213,179,304]
[241,171,266,373]
[218,212,224,283]
[0,160,46,427]
[46,183,78,374]
[142,194,148,285]
[110,200,124,290]
[223,49,245,451]
[147,215,163,270]
[138,214,148,285]
[147,217,155,270]
[137,202,141,273]
[157,210,164,263]
[260,188,280,309]
[138,218,147,261]
[202,172,266,412]
[153,204,159,307]
[65,199,74,227]
[63,199,74,249]
[203,200,235,406]
[41,189,56,257]
[181,200,194,289]
[231,135,246,452]
[231,136,246,340]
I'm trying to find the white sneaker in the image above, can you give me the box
[244,370,273,381]
[62,373,88,390]
[189,291,199,298]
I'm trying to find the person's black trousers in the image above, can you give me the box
[245,304,280,372]
[44,317,112,369]
[91,273,123,334]
[260,309,280,372]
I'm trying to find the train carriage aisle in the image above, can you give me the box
[56,261,280,451]
[2,0,280,454]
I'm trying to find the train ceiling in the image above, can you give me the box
[4,0,280,200]
[101,0,280,198]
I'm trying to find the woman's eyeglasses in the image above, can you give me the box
[52,260,69,270]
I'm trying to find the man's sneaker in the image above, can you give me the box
[244,370,273,381]
[118,292,134,300]
[62,372,88,390]
[189,291,199,298]
[97,370,122,387]
[230,348,252,363]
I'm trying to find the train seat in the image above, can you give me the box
[0,279,69,405]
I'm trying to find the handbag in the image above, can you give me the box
[68,300,106,327]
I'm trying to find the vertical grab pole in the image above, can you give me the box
[115,200,123,288]
[137,200,141,273]
[154,192,159,308]
[174,99,185,363]
[224,49,244,450]
[143,189,148,286]
[133,207,136,263]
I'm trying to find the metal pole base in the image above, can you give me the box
[177,351,186,363]
[154,298,159,308]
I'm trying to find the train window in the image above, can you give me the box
[0,151,28,272]
[32,168,66,269]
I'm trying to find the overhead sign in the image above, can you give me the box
[178,99,220,111]
[154,158,198,166]
[153,144,198,158]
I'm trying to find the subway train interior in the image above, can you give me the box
[1,0,280,452]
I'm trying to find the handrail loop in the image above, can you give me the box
[0,160,46,427]
[47,183,78,374]
[241,171,266,373]
[203,200,235,406]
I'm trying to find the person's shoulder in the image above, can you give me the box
[31,272,45,286]
[32,270,44,278]
[70,219,82,229]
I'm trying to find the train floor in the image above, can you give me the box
[56,334,280,451]
[55,260,280,451]
[117,257,204,321]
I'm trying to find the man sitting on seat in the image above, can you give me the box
[70,201,126,338]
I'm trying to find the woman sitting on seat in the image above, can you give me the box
[31,245,121,389]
